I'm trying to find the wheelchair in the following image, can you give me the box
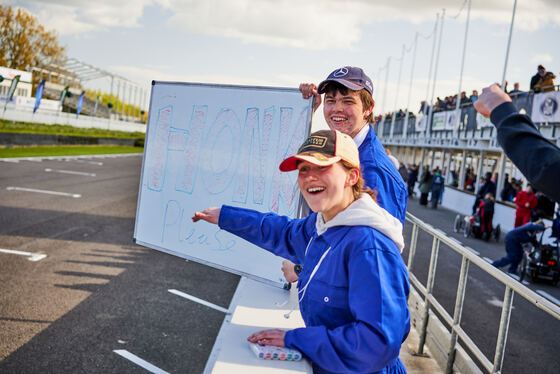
[518,241,560,286]
[453,213,501,242]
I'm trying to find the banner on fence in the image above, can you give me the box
[415,113,426,132]
[476,112,493,129]
[445,110,457,130]
[76,91,85,117]
[531,91,560,123]
[431,112,446,131]
[1,95,62,112]
[3,74,20,112]
[33,80,46,113]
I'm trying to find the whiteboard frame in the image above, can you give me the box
[134,80,313,288]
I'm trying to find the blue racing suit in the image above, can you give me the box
[359,125,408,225]
[219,204,410,374]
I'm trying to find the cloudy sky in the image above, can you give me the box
[8,0,560,124]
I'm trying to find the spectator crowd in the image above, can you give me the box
[376,64,557,123]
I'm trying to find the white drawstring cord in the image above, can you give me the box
[285,235,332,318]
[297,246,331,303]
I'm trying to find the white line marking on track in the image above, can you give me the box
[536,290,560,306]
[1,159,19,163]
[483,257,493,263]
[66,159,103,165]
[509,273,520,281]
[113,350,170,374]
[44,168,96,177]
[0,248,47,261]
[522,280,530,286]
[6,186,81,198]
[168,289,229,313]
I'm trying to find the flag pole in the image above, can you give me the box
[501,0,518,88]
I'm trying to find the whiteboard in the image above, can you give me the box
[134,81,313,286]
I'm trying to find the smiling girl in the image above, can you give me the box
[193,130,410,374]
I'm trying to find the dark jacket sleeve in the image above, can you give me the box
[490,102,560,203]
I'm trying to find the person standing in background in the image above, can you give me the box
[530,65,556,93]
[398,162,408,184]
[430,169,444,209]
[514,184,537,228]
[418,166,432,206]
[472,172,496,215]
[407,164,418,197]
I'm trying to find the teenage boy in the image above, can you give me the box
[283,66,408,282]
[300,66,408,223]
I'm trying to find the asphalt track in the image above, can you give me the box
[0,154,558,373]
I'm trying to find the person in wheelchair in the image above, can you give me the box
[477,193,495,241]
[492,220,546,275]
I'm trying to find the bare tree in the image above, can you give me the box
[0,5,66,71]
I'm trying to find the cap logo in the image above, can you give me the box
[333,68,349,78]
[299,135,327,152]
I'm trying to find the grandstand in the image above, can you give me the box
[376,86,560,230]
[2,57,147,122]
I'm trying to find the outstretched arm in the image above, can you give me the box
[474,84,560,202]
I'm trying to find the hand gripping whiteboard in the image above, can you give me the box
[134,81,313,286]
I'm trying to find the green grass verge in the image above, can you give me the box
[0,118,145,139]
[0,145,143,158]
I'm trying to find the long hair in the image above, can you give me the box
[340,160,377,201]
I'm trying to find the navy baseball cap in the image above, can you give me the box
[317,66,374,96]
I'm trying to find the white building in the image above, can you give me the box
[0,66,32,97]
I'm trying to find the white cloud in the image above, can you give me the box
[156,0,560,50]
[11,0,153,35]
[530,54,553,64]
[159,0,364,50]
[9,0,560,49]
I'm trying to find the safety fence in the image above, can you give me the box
[1,106,146,133]
[405,212,560,374]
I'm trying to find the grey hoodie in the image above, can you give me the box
[315,193,405,252]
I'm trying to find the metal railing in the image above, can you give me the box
[377,87,560,142]
[405,212,560,374]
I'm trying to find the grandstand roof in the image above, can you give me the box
[34,57,138,86]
